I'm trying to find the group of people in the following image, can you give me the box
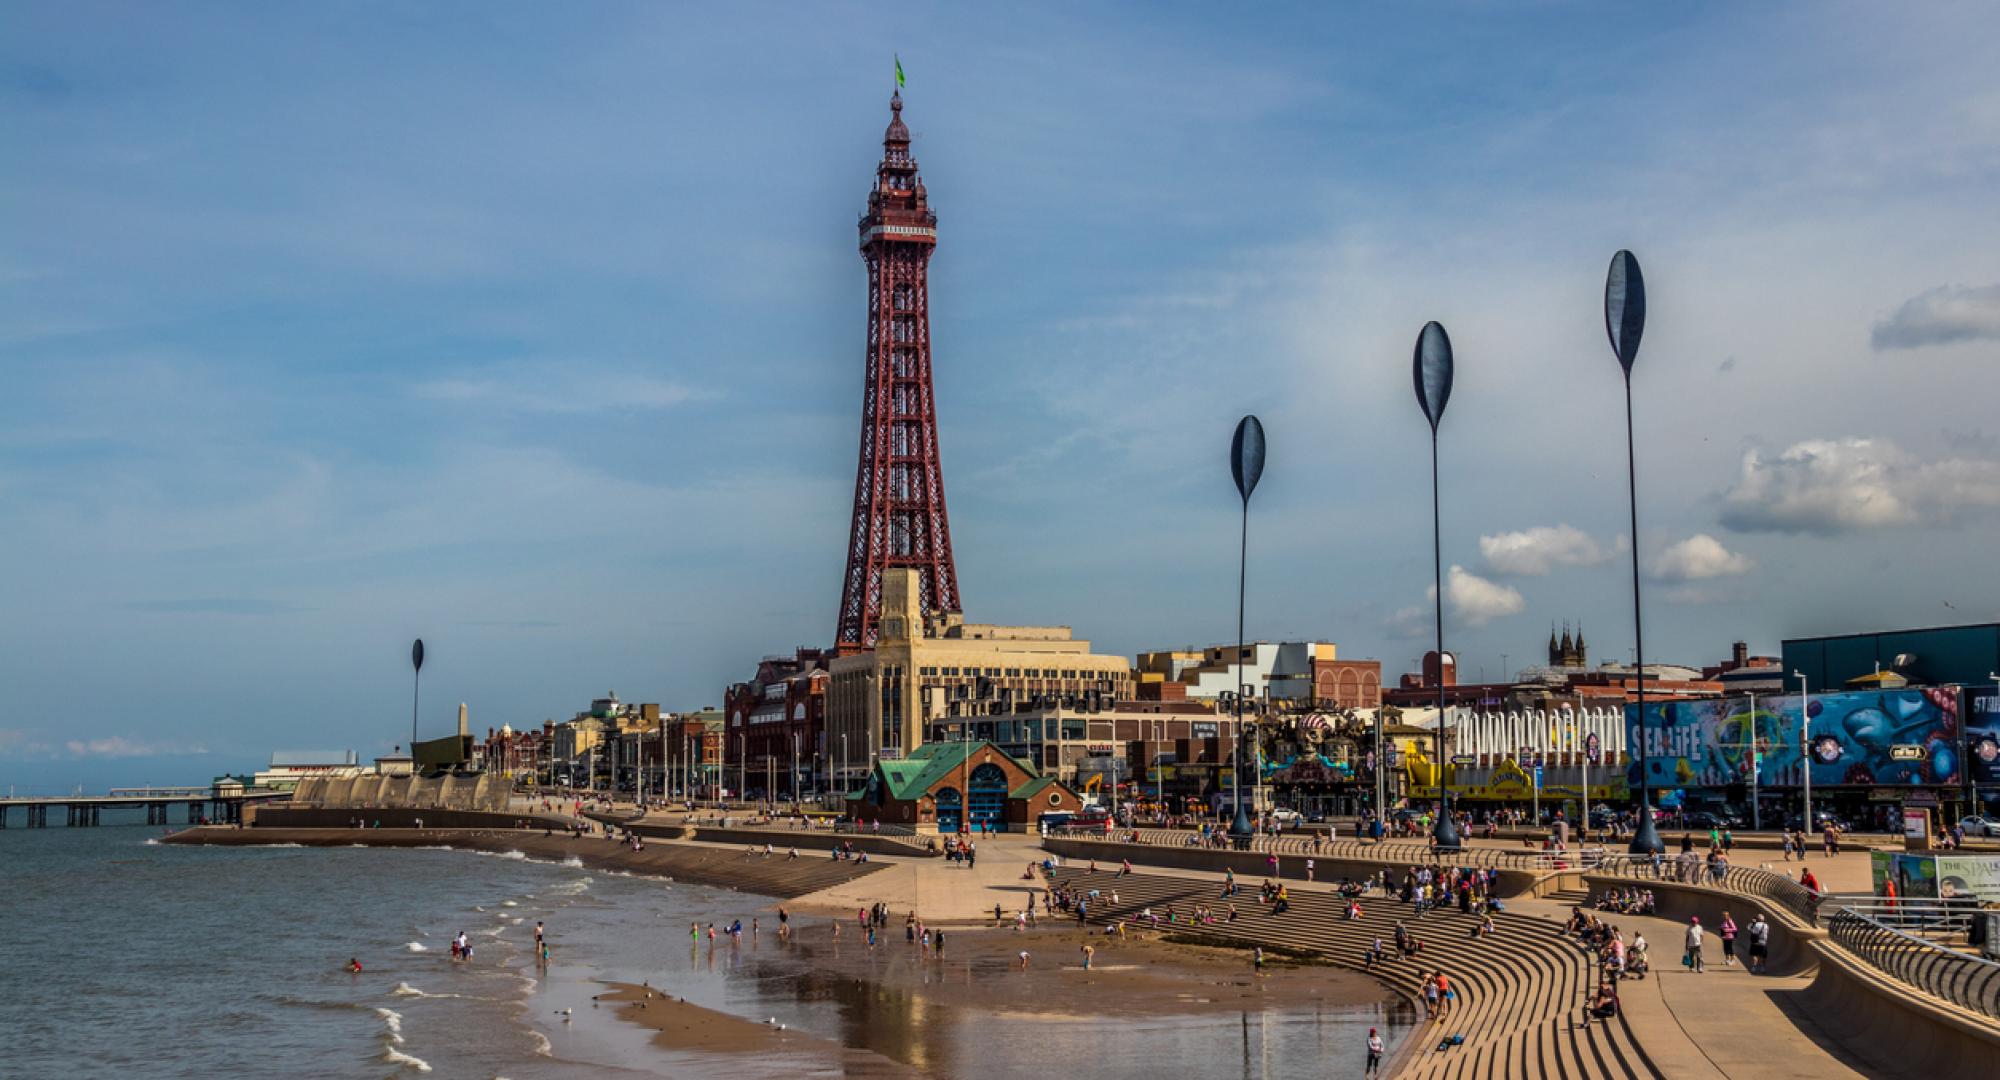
[1564,907,1646,981]
[1594,886,1658,916]
[1391,863,1507,919]
[941,836,978,867]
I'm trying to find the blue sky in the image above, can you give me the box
[5,3,2000,792]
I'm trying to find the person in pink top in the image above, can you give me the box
[1719,912,1739,966]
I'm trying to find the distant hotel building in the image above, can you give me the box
[1135,641,1382,710]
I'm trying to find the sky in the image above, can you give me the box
[5,2,2000,793]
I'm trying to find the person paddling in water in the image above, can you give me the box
[347,958,363,973]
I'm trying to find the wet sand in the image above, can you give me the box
[594,982,822,1053]
[780,919,1392,1016]
[590,923,1400,1077]
[593,982,926,1077]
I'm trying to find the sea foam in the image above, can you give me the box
[374,1007,404,1043]
[404,942,429,953]
[383,1047,431,1072]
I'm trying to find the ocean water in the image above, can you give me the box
[1,818,1404,1079]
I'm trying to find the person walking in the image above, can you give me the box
[1747,914,1771,975]
[1081,943,1094,970]
[1719,912,1738,966]
[1365,1028,1385,1075]
[1684,916,1706,973]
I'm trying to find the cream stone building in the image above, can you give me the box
[827,569,1132,786]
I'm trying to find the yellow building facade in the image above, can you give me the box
[827,569,1132,785]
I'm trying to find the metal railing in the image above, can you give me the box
[1581,852,1829,926]
[1828,907,2000,1022]
[1045,825,1605,873]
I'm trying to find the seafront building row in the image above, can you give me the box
[404,593,1996,832]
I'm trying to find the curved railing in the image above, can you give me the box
[1583,852,1828,927]
[1827,907,2000,1022]
[1046,825,1598,873]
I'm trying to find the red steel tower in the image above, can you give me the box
[836,91,961,649]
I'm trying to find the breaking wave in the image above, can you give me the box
[383,1047,431,1072]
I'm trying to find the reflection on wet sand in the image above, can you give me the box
[614,921,1411,1079]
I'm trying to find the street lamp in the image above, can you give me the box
[1606,250,1663,855]
[1227,415,1267,845]
[410,639,425,756]
[1412,321,1460,851]
[1794,670,1812,834]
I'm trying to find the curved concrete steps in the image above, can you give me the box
[1044,865,1659,1078]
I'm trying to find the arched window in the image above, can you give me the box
[934,787,962,833]
[968,762,1008,832]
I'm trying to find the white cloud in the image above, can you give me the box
[1718,438,2000,534]
[62,736,208,758]
[1446,565,1526,626]
[1390,565,1528,635]
[1872,283,2000,349]
[1649,534,1754,583]
[0,729,52,758]
[1479,524,1617,576]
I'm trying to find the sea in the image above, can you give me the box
[2,814,1404,1079]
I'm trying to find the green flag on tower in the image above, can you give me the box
[895,56,905,88]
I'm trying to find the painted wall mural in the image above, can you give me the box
[1624,688,1961,791]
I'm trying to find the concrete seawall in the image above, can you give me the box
[1041,837,1541,897]
[247,806,574,831]
[162,825,889,901]
[1798,943,2000,1078]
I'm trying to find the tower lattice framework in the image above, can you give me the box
[836,91,961,648]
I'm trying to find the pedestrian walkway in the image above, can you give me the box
[1510,894,1899,1078]
[791,834,1042,925]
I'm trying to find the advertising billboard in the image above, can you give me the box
[1870,852,2000,901]
[1871,851,1940,898]
[1936,855,2000,901]
[1626,688,1961,791]
[1966,686,2000,787]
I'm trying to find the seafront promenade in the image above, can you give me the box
[165,812,1999,1078]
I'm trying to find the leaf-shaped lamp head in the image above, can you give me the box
[1231,415,1266,504]
[1413,321,1454,432]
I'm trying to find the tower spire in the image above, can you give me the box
[837,92,959,649]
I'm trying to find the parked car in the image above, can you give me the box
[1956,814,2000,838]
[1779,810,1850,833]
[1270,808,1305,826]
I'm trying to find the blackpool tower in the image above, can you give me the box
[835,91,961,649]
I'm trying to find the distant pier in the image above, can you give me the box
[0,786,288,828]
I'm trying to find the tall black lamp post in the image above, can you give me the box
[410,638,426,755]
[1413,322,1461,852]
[1607,250,1665,855]
[1228,415,1266,844]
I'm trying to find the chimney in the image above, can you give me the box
[458,702,469,738]
[1731,641,1748,667]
